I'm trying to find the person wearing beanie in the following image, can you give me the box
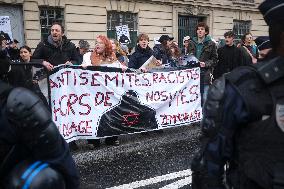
[254,36,273,60]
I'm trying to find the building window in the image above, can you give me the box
[233,20,251,39]
[178,15,204,48]
[107,11,138,48]
[39,7,64,41]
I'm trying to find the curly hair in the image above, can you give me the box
[196,22,209,35]
[170,43,181,58]
[91,35,117,65]
[97,35,113,57]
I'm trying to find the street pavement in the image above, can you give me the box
[72,124,201,189]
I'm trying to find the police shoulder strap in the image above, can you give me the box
[255,56,284,84]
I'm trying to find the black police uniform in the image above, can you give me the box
[0,50,79,188]
[192,55,284,189]
[0,81,80,189]
[191,1,284,188]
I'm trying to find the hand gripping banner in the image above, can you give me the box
[49,66,202,142]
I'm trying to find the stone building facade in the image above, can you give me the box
[0,0,267,49]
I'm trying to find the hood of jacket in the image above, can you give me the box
[45,35,70,48]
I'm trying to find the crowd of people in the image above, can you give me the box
[1,0,281,187]
[0,19,273,149]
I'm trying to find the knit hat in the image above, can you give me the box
[78,40,90,49]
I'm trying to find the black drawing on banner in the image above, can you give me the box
[96,90,158,137]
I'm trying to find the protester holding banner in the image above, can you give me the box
[81,35,122,146]
[110,39,128,66]
[33,22,79,70]
[81,35,116,67]
[153,35,173,66]
[7,45,49,108]
[128,33,154,69]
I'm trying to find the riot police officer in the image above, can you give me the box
[191,0,284,188]
[0,38,79,188]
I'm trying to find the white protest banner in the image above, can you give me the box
[0,16,13,43]
[115,25,130,44]
[49,67,202,142]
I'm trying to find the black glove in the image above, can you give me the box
[191,152,225,189]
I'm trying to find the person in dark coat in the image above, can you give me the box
[254,36,273,61]
[213,31,251,80]
[153,35,173,65]
[191,1,284,189]
[188,22,217,104]
[7,39,20,61]
[128,33,154,69]
[7,45,49,107]
[33,22,79,70]
[0,48,80,189]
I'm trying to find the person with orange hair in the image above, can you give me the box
[81,35,124,147]
[81,35,116,67]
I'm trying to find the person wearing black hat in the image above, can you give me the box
[153,35,174,66]
[191,1,284,189]
[255,36,273,60]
